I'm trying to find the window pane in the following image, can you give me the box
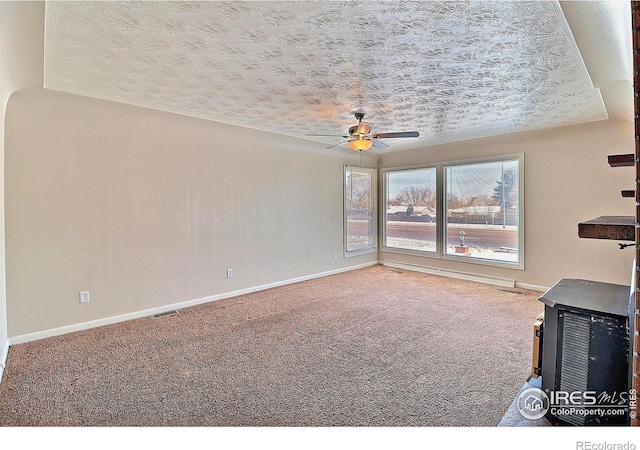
[345,167,376,255]
[346,210,376,252]
[346,170,371,211]
[385,167,437,253]
[445,159,519,264]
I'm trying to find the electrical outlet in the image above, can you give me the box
[227,269,233,278]
[79,291,90,304]
[333,252,337,260]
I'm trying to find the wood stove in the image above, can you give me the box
[536,279,631,426]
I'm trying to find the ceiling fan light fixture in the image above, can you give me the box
[348,138,373,151]
[355,121,372,136]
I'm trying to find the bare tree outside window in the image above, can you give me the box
[445,159,520,264]
[384,167,437,253]
[383,157,522,267]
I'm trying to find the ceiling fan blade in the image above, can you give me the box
[325,140,351,149]
[307,134,350,138]
[372,131,419,139]
[371,139,389,149]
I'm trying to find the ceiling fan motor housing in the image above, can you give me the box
[324,111,418,150]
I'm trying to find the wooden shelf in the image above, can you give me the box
[608,154,634,167]
[622,190,635,198]
[578,216,635,241]
[580,153,635,241]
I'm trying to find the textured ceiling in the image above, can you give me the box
[44,1,621,152]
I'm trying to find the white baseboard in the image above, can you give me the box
[381,260,517,288]
[382,260,550,292]
[514,282,549,292]
[0,337,8,385]
[6,259,548,347]
[8,261,379,346]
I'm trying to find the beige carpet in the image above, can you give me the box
[0,265,544,426]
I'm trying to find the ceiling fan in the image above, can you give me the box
[309,112,419,151]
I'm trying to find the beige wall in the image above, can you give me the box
[5,88,377,338]
[379,118,636,289]
[5,86,633,340]
[0,2,44,363]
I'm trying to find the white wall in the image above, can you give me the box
[0,1,44,378]
[5,88,378,339]
[379,118,636,289]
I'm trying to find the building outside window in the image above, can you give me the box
[383,167,437,253]
[382,155,523,268]
[444,157,521,266]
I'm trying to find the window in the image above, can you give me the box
[444,157,522,266]
[382,155,523,268]
[383,167,437,253]
[344,166,377,256]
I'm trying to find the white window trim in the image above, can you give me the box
[381,163,440,258]
[380,154,524,270]
[344,165,378,258]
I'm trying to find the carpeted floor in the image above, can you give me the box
[0,265,544,426]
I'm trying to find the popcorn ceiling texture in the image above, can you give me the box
[43,1,606,151]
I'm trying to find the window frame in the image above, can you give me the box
[380,154,524,270]
[442,154,524,270]
[381,163,441,258]
[344,165,378,258]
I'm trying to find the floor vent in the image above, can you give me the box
[153,310,178,319]
[498,289,524,295]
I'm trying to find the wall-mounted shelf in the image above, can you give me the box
[608,154,634,167]
[578,215,635,241]
[579,152,635,241]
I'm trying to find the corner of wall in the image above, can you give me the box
[0,0,46,384]
[0,337,8,385]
